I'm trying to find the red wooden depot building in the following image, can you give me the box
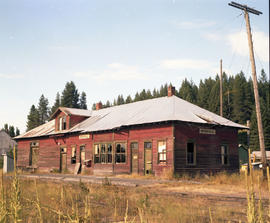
[15,86,247,175]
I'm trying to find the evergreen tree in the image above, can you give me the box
[92,103,96,110]
[79,91,87,109]
[208,77,220,114]
[4,124,8,133]
[61,81,80,108]
[139,89,147,100]
[134,92,140,102]
[178,78,198,103]
[146,89,152,99]
[15,127,20,136]
[104,100,111,108]
[116,95,125,105]
[51,92,61,114]
[125,95,132,104]
[231,72,246,124]
[8,126,15,137]
[38,94,49,124]
[197,77,215,110]
[27,105,40,131]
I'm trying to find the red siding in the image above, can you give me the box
[17,124,174,175]
[174,123,239,174]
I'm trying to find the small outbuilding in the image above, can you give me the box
[15,86,247,175]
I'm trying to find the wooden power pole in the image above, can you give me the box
[220,59,223,117]
[229,2,267,175]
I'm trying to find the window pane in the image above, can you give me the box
[107,144,112,153]
[158,141,166,153]
[144,142,152,149]
[120,144,125,153]
[101,154,106,163]
[101,144,106,153]
[107,154,112,163]
[95,145,99,154]
[116,144,121,153]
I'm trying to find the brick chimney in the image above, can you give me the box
[168,85,175,97]
[96,102,102,110]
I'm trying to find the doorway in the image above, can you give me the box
[60,147,67,172]
[144,142,152,175]
[131,142,138,174]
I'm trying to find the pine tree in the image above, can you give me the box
[51,92,61,114]
[38,94,49,124]
[116,95,125,105]
[104,100,111,108]
[178,79,198,103]
[15,127,20,136]
[61,81,80,108]
[79,91,87,109]
[125,95,132,104]
[8,126,15,137]
[197,77,215,110]
[92,103,96,110]
[4,124,8,133]
[232,72,246,124]
[208,78,220,114]
[27,105,40,131]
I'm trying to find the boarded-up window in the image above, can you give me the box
[71,146,76,164]
[221,145,229,165]
[187,142,195,165]
[115,143,126,163]
[158,141,166,164]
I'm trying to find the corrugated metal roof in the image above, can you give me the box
[15,95,247,139]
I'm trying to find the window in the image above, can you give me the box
[71,146,76,164]
[221,145,229,165]
[144,142,152,149]
[58,116,67,131]
[115,143,126,163]
[158,141,166,164]
[187,142,195,165]
[94,143,112,164]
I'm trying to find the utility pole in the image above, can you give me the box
[220,59,223,117]
[229,2,267,176]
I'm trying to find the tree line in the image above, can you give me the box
[1,124,20,137]
[93,70,270,151]
[26,81,87,131]
[26,71,269,151]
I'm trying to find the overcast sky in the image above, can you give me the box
[0,0,269,133]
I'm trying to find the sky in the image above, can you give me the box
[0,0,269,133]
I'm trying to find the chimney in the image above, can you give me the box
[96,102,102,110]
[168,85,175,97]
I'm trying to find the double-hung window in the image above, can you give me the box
[158,141,166,164]
[221,145,229,165]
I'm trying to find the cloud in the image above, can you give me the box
[0,73,24,79]
[160,59,214,70]
[203,33,221,41]
[73,63,148,81]
[173,20,216,29]
[227,31,269,62]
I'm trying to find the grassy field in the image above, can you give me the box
[0,169,269,223]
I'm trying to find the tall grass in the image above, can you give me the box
[0,148,270,222]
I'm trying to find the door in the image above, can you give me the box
[30,147,39,167]
[80,145,85,164]
[144,142,152,175]
[60,147,67,172]
[131,142,138,174]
